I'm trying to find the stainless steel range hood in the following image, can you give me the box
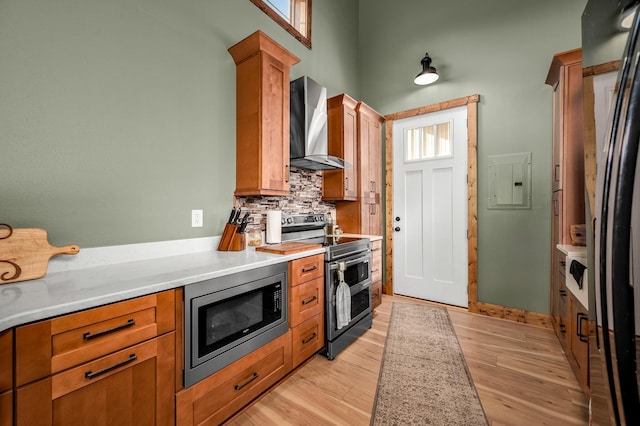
[290,76,346,170]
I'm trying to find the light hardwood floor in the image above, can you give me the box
[228,294,589,425]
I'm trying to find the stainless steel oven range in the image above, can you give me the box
[281,213,373,360]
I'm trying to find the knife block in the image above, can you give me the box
[217,223,246,251]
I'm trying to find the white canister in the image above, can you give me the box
[266,210,282,244]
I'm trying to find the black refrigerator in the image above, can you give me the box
[592,10,640,425]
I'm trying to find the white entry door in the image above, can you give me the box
[392,106,468,307]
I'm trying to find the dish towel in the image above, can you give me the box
[570,260,587,289]
[336,261,351,329]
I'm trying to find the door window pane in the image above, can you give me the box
[404,121,452,161]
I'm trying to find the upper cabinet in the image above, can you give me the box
[546,48,585,246]
[357,102,384,203]
[228,31,300,196]
[334,99,385,236]
[323,94,359,201]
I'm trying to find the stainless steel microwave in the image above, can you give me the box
[184,263,288,387]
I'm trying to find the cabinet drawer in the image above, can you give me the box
[289,254,324,286]
[176,331,292,426]
[15,290,176,386]
[292,315,324,368]
[289,276,324,327]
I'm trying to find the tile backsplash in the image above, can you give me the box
[235,167,336,229]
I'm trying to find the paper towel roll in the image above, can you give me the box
[266,210,282,244]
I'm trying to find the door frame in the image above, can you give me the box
[384,94,479,312]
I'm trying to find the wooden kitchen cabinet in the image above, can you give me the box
[289,253,325,368]
[335,101,385,236]
[552,249,569,350]
[371,239,383,310]
[228,31,300,196]
[176,331,292,426]
[546,49,587,394]
[0,329,13,426]
[546,49,585,246]
[14,290,177,426]
[569,294,589,396]
[323,94,359,201]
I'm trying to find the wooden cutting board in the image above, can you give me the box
[256,241,322,255]
[0,225,80,284]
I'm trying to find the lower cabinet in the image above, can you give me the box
[569,295,589,395]
[371,239,383,309]
[175,331,292,426]
[551,249,589,396]
[12,290,177,426]
[15,333,175,426]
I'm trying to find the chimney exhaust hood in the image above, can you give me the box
[290,76,346,170]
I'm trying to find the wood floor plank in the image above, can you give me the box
[228,295,589,425]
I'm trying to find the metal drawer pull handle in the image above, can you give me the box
[234,372,259,391]
[301,295,317,305]
[83,319,135,341]
[302,265,318,273]
[302,332,318,344]
[85,353,137,380]
[577,313,588,343]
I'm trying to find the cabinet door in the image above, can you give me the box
[0,329,12,393]
[0,390,11,426]
[324,94,358,201]
[570,296,589,394]
[229,31,299,196]
[16,333,175,426]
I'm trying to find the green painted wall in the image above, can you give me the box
[2,0,597,314]
[358,0,587,314]
[1,0,359,248]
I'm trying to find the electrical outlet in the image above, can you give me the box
[191,210,203,227]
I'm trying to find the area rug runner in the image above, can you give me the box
[371,303,488,425]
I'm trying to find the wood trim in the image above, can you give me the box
[583,60,621,77]
[476,302,553,329]
[384,95,480,311]
[384,94,480,121]
[249,0,312,49]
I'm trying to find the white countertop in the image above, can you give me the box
[556,244,587,258]
[0,245,325,332]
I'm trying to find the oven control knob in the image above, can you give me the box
[394,227,401,232]
[287,217,293,224]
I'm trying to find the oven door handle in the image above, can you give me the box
[329,255,370,270]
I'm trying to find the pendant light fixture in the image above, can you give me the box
[414,52,439,85]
